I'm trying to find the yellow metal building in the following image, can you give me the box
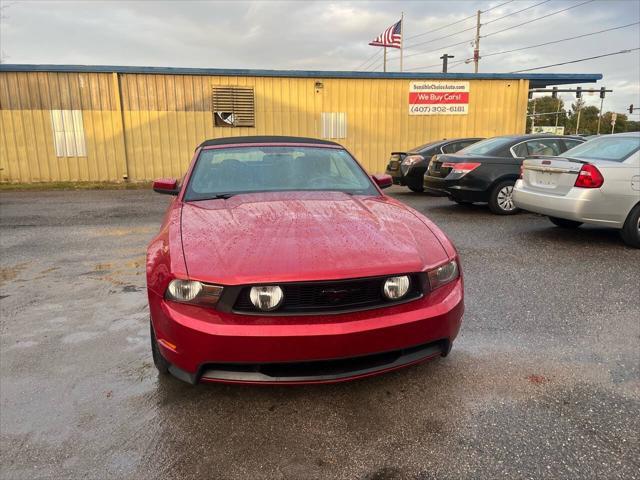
[0,65,601,183]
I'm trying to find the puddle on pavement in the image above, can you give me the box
[0,262,30,286]
[90,226,155,237]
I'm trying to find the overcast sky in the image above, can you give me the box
[1,0,639,114]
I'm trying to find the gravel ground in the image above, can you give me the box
[1,186,638,480]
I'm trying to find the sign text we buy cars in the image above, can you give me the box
[409,81,469,115]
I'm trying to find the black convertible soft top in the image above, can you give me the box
[198,136,342,148]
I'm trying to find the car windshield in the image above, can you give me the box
[184,146,379,201]
[457,137,514,155]
[561,136,640,162]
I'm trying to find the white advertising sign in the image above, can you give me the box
[409,81,470,115]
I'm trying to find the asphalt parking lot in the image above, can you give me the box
[1,186,638,480]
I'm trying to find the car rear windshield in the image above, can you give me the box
[457,137,514,155]
[561,136,640,162]
[184,146,379,201]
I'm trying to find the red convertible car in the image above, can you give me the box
[146,136,463,384]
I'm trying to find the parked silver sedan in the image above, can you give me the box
[513,132,640,248]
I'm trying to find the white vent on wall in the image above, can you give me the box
[320,112,347,139]
[50,110,87,157]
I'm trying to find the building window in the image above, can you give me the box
[212,86,255,127]
[50,110,87,157]
[320,112,347,139]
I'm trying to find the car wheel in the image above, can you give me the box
[488,180,519,215]
[620,204,640,248]
[150,320,170,374]
[408,185,424,193]
[548,216,583,229]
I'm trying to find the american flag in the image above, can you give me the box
[369,20,402,49]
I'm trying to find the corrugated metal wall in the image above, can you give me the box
[0,70,528,183]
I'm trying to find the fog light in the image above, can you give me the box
[250,286,284,311]
[383,275,410,300]
[166,279,202,302]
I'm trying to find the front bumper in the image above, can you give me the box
[385,168,404,185]
[149,279,464,384]
[513,181,625,228]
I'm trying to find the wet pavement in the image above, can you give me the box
[1,186,638,480]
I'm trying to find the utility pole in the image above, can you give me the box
[440,53,455,73]
[473,10,481,73]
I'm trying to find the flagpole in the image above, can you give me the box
[383,47,387,72]
[400,12,404,72]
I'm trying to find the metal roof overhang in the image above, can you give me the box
[0,64,602,88]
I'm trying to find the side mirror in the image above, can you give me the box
[372,174,393,190]
[153,178,180,195]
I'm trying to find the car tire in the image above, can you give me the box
[408,185,424,193]
[488,180,520,215]
[620,204,640,248]
[548,216,583,229]
[150,320,170,374]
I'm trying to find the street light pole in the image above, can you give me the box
[473,10,481,73]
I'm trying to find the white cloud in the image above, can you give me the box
[1,0,638,112]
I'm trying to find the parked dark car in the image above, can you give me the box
[385,138,483,192]
[423,134,585,214]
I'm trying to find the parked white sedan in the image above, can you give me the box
[513,132,640,248]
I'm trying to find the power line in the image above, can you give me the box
[404,58,468,72]
[405,25,476,50]
[406,0,515,41]
[483,0,552,25]
[483,0,596,39]
[473,21,640,61]
[354,49,381,70]
[403,0,569,62]
[404,37,474,60]
[510,48,640,72]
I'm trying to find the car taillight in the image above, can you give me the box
[402,155,423,167]
[442,162,481,176]
[574,163,604,188]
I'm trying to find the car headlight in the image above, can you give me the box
[165,279,223,306]
[383,275,411,300]
[427,260,459,290]
[250,286,284,311]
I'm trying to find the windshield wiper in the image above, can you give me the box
[212,193,236,199]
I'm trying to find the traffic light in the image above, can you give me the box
[630,104,635,114]
[599,87,606,99]
[576,87,582,99]
[552,87,558,99]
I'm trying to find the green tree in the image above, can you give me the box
[526,96,567,133]
[567,103,600,135]
[625,120,640,132]
[565,101,629,135]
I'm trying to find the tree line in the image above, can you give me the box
[526,96,640,135]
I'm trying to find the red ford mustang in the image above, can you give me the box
[146,136,463,384]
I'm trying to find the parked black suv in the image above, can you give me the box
[385,138,483,192]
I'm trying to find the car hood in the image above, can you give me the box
[180,191,450,285]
